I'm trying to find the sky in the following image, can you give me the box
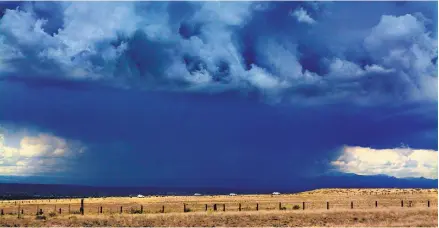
[0,1,437,188]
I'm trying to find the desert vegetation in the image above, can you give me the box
[0,188,436,227]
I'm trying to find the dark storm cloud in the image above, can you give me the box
[0,1,436,104]
[0,82,436,184]
[0,1,437,185]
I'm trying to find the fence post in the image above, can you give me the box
[17,204,20,218]
[100,206,103,214]
[59,208,62,214]
[375,201,378,208]
[205,204,207,211]
[303,202,305,210]
[80,199,84,215]
[68,204,71,214]
[428,200,430,207]
[401,200,404,207]
[140,205,143,214]
[213,204,217,211]
[162,205,165,213]
[120,206,122,214]
[256,203,259,211]
[327,202,329,210]
[279,202,282,210]
[351,201,353,209]
[184,203,186,213]
[1,209,3,216]
[223,204,225,212]
[239,203,241,211]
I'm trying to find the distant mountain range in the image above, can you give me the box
[0,174,436,199]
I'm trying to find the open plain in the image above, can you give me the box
[0,188,437,227]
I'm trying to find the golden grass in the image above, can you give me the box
[1,208,437,227]
[0,188,437,227]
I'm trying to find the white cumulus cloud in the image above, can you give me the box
[291,7,316,25]
[331,145,438,179]
[327,58,395,78]
[0,130,86,176]
[364,14,438,101]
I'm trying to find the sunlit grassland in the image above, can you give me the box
[0,188,437,227]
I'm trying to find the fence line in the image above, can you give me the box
[0,199,435,216]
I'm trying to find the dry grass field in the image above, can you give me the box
[0,188,437,227]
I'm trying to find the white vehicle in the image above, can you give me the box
[272,192,281,195]
[229,193,237,196]
[137,194,145,198]
[194,193,202,196]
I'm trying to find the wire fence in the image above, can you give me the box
[0,199,436,216]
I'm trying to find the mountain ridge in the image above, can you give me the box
[0,174,436,199]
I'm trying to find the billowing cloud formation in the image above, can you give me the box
[290,7,315,24]
[332,146,438,179]
[364,14,438,101]
[0,2,436,186]
[0,129,85,176]
[0,2,436,104]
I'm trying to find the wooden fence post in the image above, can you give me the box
[140,205,143,214]
[213,204,217,211]
[327,202,329,210]
[239,203,241,211]
[256,203,259,211]
[1,209,3,216]
[80,199,84,215]
[68,204,71,214]
[351,201,353,209]
[100,206,103,214]
[162,205,165,213]
[205,204,207,211]
[375,201,378,208]
[428,200,430,207]
[223,204,225,212]
[183,204,186,213]
[279,202,282,210]
[303,202,305,210]
[120,206,122,214]
[401,200,404,207]
[59,208,62,214]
